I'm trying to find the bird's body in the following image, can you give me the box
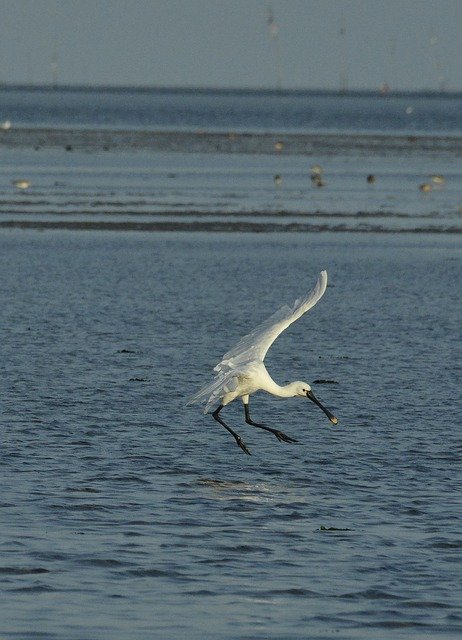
[219,362,305,407]
[12,179,31,190]
[188,270,338,454]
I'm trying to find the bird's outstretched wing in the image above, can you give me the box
[187,270,327,413]
[214,270,328,372]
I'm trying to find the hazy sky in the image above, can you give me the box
[1,0,461,91]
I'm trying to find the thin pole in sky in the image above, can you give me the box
[429,34,446,91]
[267,4,283,91]
[338,11,348,93]
[51,48,58,88]
[387,37,396,92]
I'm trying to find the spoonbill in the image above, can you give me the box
[188,270,338,454]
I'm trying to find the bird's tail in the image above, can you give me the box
[187,370,240,414]
[186,379,216,411]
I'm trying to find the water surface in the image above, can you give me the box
[1,86,461,135]
[1,231,460,639]
[1,86,460,233]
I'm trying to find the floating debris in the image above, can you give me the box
[116,348,137,354]
[1,120,12,130]
[319,525,352,532]
[366,174,376,184]
[274,140,284,151]
[12,179,31,190]
[431,174,445,185]
[313,379,339,384]
[129,377,148,382]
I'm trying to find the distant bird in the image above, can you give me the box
[430,175,445,185]
[188,271,338,454]
[274,141,284,151]
[367,174,376,184]
[419,183,432,193]
[273,174,282,186]
[310,165,325,187]
[12,179,31,190]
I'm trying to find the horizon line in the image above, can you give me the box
[0,82,461,98]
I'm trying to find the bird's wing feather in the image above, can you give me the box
[187,367,245,414]
[215,270,327,370]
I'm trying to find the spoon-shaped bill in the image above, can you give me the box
[306,390,338,425]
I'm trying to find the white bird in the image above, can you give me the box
[12,179,31,190]
[188,270,338,454]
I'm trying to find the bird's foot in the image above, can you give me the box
[272,429,298,443]
[235,435,251,455]
[246,417,297,444]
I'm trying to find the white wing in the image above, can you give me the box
[215,270,328,371]
[187,365,247,414]
[187,271,328,412]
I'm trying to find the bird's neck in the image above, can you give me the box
[258,365,298,398]
[265,379,297,398]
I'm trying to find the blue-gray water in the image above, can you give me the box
[1,231,461,639]
[1,86,461,135]
[1,86,461,233]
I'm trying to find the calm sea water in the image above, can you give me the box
[1,231,461,639]
[0,87,461,233]
[1,86,461,135]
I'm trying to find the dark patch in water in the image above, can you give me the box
[8,584,56,594]
[0,567,50,575]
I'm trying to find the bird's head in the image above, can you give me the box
[293,381,312,397]
[294,381,338,425]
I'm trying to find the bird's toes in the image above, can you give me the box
[274,430,298,443]
[236,436,251,455]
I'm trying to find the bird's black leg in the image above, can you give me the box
[244,402,298,443]
[212,405,251,455]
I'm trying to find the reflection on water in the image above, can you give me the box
[197,478,275,502]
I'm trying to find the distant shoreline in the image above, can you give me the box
[1,83,462,98]
[1,220,460,233]
[1,127,461,156]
